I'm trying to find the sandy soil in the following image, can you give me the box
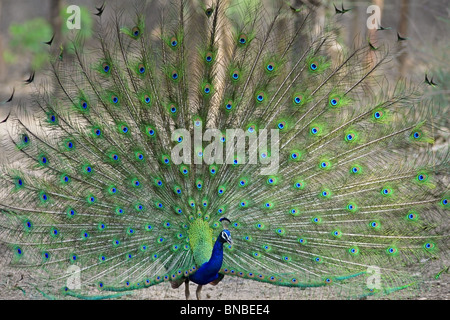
[0,243,447,300]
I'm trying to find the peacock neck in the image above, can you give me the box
[188,234,225,285]
[196,236,225,275]
[208,236,225,270]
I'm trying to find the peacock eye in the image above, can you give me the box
[171,38,178,47]
[80,100,88,109]
[102,62,110,73]
[238,34,248,45]
[205,7,214,16]
[203,84,211,94]
[131,26,140,37]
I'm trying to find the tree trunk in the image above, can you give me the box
[0,0,5,83]
[348,0,360,47]
[49,0,62,55]
[367,0,384,69]
[397,0,410,78]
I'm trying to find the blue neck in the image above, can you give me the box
[189,237,225,285]
[208,238,225,271]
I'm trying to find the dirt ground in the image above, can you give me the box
[0,243,447,300]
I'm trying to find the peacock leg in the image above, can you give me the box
[196,285,203,300]
[184,278,190,300]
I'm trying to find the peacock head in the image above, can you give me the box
[219,217,232,245]
[219,229,232,245]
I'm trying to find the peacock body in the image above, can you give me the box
[0,0,448,300]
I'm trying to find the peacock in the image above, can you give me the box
[0,0,448,300]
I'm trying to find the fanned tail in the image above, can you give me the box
[0,0,447,299]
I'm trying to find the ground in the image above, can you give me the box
[0,243,447,300]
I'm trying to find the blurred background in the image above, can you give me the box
[0,0,448,299]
